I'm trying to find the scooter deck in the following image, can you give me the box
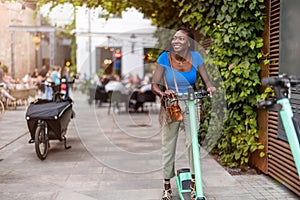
[177,179,191,200]
[176,168,192,200]
[181,191,191,200]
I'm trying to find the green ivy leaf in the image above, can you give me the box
[217,14,224,21]
[224,35,230,43]
[226,15,232,22]
[263,59,270,65]
[250,40,256,50]
[231,136,237,143]
[257,52,262,59]
[235,151,241,160]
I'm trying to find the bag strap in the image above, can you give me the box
[164,76,168,90]
[163,76,175,100]
[168,52,179,93]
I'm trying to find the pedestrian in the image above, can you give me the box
[51,66,60,94]
[39,65,48,78]
[44,68,53,100]
[151,27,216,200]
[38,65,48,93]
[61,66,70,99]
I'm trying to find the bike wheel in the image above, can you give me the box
[35,123,49,160]
[0,100,5,118]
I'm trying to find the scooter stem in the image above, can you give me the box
[278,98,300,178]
[188,87,205,198]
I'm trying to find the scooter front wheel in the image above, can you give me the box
[35,123,49,160]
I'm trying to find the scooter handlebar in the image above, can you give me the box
[176,90,210,101]
[262,75,300,87]
[261,77,278,86]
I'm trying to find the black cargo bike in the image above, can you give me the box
[25,77,76,160]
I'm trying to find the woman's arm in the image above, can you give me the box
[151,63,165,98]
[198,64,216,95]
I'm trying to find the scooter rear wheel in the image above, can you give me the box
[35,124,49,160]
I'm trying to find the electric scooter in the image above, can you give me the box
[175,86,209,200]
[258,74,300,178]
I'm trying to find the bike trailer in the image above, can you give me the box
[25,98,74,140]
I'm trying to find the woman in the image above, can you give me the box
[151,27,216,200]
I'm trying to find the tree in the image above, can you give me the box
[29,0,185,27]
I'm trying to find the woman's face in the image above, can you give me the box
[171,30,190,52]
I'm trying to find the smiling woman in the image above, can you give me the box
[151,27,216,200]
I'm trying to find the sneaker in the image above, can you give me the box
[191,181,196,200]
[161,189,172,200]
[191,189,196,200]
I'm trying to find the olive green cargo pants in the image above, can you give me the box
[161,101,199,179]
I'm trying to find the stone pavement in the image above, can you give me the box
[0,91,299,200]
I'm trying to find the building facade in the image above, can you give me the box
[0,1,72,80]
[0,1,36,79]
[75,7,157,79]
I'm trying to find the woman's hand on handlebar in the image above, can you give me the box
[161,90,176,99]
[160,90,175,99]
[164,89,175,96]
[207,86,216,97]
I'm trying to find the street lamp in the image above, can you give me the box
[32,34,41,50]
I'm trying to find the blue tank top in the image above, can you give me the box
[157,51,204,93]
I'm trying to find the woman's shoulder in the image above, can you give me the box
[190,51,202,58]
[190,51,204,66]
[157,51,170,66]
[158,51,168,59]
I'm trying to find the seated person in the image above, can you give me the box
[95,75,110,105]
[139,84,151,93]
[105,75,129,112]
[100,74,111,86]
[0,83,16,101]
[129,84,152,112]
[0,69,16,102]
[104,75,129,95]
